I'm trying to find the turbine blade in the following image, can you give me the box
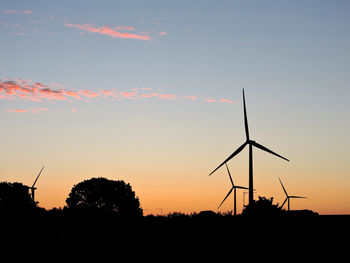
[218,188,234,209]
[225,163,234,186]
[289,196,307,199]
[280,197,288,208]
[32,166,44,188]
[235,186,249,190]
[242,89,249,141]
[209,142,247,176]
[279,178,288,197]
[251,141,289,162]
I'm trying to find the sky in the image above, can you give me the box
[1,0,350,215]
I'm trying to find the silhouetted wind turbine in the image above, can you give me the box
[218,163,248,215]
[279,178,306,211]
[29,166,44,203]
[209,89,289,206]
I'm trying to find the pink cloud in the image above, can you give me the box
[22,10,32,14]
[34,82,46,88]
[5,109,28,113]
[114,26,135,31]
[120,91,138,98]
[1,79,66,101]
[100,90,116,98]
[159,32,167,36]
[140,92,159,98]
[63,90,82,100]
[29,96,42,102]
[186,96,197,101]
[78,89,100,98]
[1,79,106,102]
[140,94,152,98]
[5,107,48,114]
[50,82,62,87]
[1,78,239,111]
[158,94,177,100]
[220,98,236,104]
[65,23,150,41]
[39,88,66,100]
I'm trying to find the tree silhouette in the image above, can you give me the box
[0,181,35,210]
[242,196,282,216]
[66,177,143,218]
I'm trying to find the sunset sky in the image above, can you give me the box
[1,0,350,215]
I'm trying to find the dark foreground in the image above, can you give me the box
[1,209,349,260]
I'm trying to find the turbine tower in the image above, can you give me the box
[218,163,248,215]
[279,178,306,211]
[29,166,44,203]
[209,89,289,206]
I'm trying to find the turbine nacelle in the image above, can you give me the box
[209,139,289,176]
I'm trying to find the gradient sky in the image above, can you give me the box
[1,0,350,215]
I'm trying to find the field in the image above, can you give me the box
[1,209,348,260]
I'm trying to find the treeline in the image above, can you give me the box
[0,177,346,260]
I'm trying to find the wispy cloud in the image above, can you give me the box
[64,23,151,41]
[1,9,32,14]
[220,98,235,104]
[158,94,177,100]
[4,108,28,113]
[1,78,237,114]
[120,91,138,99]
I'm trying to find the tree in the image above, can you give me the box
[242,196,282,216]
[0,181,35,210]
[66,177,143,218]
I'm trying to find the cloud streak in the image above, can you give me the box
[1,78,237,113]
[1,9,32,14]
[5,108,28,113]
[64,23,151,41]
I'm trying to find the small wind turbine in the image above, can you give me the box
[279,177,306,211]
[210,89,289,206]
[28,166,44,203]
[218,163,248,216]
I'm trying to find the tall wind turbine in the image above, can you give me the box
[209,89,289,206]
[279,178,306,211]
[29,166,44,203]
[218,163,248,216]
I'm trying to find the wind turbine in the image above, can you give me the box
[279,178,306,211]
[218,163,248,216]
[28,166,44,203]
[209,89,289,206]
